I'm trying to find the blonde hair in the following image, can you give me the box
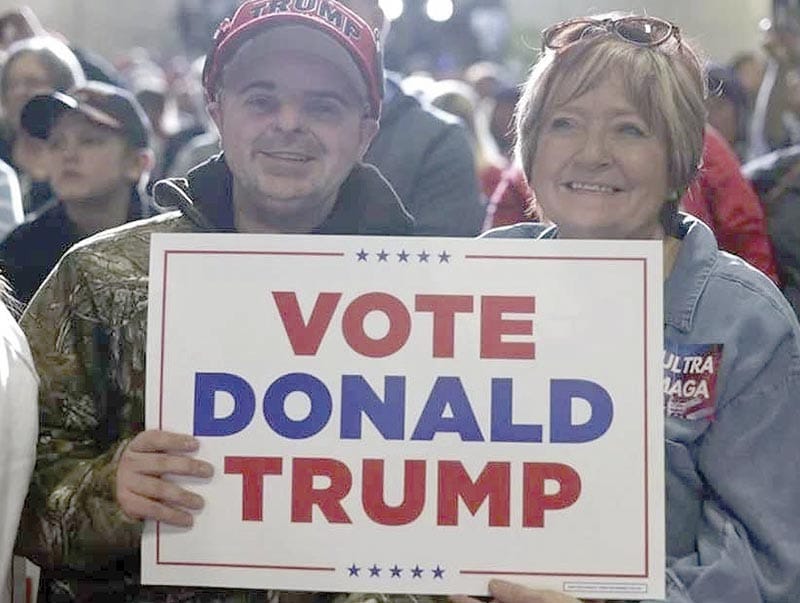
[516,17,707,199]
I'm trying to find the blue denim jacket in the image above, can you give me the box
[484,216,800,602]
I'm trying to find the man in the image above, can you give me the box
[16,1,412,600]
[340,0,485,236]
[171,0,485,236]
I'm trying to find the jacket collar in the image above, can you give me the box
[524,214,716,333]
[663,215,719,333]
[155,153,413,235]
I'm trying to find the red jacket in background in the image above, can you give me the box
[682,126,779,283]
[481,163,535,231]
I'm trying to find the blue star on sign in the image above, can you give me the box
[397,250,410,262]
[438,251,451,263]
[411,565,424,578]
[377,249,389,262]
[390,565,402,578]
[418,251,430,263]
[432,565,445,579]
[357,249,369,261]
[369,564,381,577]
[348,564,360,577]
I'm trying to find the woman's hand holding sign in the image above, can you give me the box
[116,429,214,527]
[452,579,606,603]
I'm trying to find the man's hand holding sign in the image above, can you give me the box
[118,431,211,527]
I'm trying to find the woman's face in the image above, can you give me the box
[529,73,671,240]
[2,53,54,130]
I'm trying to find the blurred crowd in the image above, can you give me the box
[0,4,798,315]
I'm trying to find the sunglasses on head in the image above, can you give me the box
[542,16,681,52]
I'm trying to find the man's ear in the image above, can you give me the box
[357,117,379,159]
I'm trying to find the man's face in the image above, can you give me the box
[209,39,377,226]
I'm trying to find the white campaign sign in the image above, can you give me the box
[142,233,665,600]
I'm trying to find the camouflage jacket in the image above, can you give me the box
[17,155,416,602]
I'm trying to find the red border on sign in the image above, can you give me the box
[155,250,653,579]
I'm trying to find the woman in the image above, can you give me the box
[0,36,85,213]
[471,14,800,603]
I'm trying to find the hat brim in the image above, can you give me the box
[21,91,124,140]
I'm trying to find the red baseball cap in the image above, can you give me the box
[202,0,384,119]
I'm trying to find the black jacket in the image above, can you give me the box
[156,152,414,236]
[0,189,156,304]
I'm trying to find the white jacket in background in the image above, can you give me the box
[0,161,23,242]
[0,299,38,595]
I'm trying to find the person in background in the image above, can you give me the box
[481,157,532,230]
[113,51,195,182]
[426,78,504,177]
[748,20,800,158]
[463,60,505,99]
[423,77,530,230]
[0,6,122,87]
[0,7,43,50]
[478,85,534,229]
[486,85,519,158]
[167,55,221,177]
[0,35,85,213]
[682,125,779,283]
[0,157,23,240]
[731,51,766,110]
[175,0,240,56]
[482,13,800,602]
[0,272,37,597]
[0,82,156,304]
[706,64,749,157]
[340,0,485,237]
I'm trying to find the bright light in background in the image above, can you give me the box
[426,0,454,23]
[379,0,405,21]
